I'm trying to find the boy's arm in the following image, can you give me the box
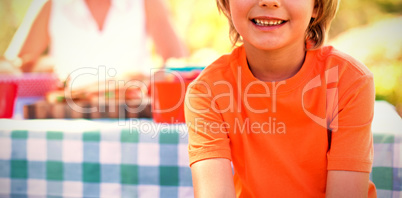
[326,170,369,198]
[191,158,236,198]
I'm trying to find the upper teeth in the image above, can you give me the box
[255,19,283,26]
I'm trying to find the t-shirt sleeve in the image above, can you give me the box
[327,74,375,172]
[185,80,232,167]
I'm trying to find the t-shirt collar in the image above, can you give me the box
[233,45,316,94]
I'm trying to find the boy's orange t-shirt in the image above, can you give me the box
[185,45,376,197]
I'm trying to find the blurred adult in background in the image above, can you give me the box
[2,0,187,87]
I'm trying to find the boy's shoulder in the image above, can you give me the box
[192,45,373,89]
[312,46,374,100]
[315,45,372,77]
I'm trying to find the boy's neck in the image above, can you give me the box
[244,41,306,82]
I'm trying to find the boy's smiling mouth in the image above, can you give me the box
[251,18,287,26]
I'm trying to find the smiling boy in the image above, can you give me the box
[185,0,376,197]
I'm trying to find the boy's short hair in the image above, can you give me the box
[216,0,339,49]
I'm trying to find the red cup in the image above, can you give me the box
[0,82,18,118]
[152,81,191,123]
[151,67,203,123]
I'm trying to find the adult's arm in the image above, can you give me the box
[144,0,187,61]
[18,0,51,72]
[326,170,369,198]
[191,158,236,198]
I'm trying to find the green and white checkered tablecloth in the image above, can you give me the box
[0,115,401,197]
[372,134,402,197]
[371,101,402,197]
[0,119,193,198]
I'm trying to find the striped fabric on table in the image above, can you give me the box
[0,119,401,197]
[371,134,402,198]
[0,120,193,198]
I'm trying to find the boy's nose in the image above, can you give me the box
[259,0,280,8]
